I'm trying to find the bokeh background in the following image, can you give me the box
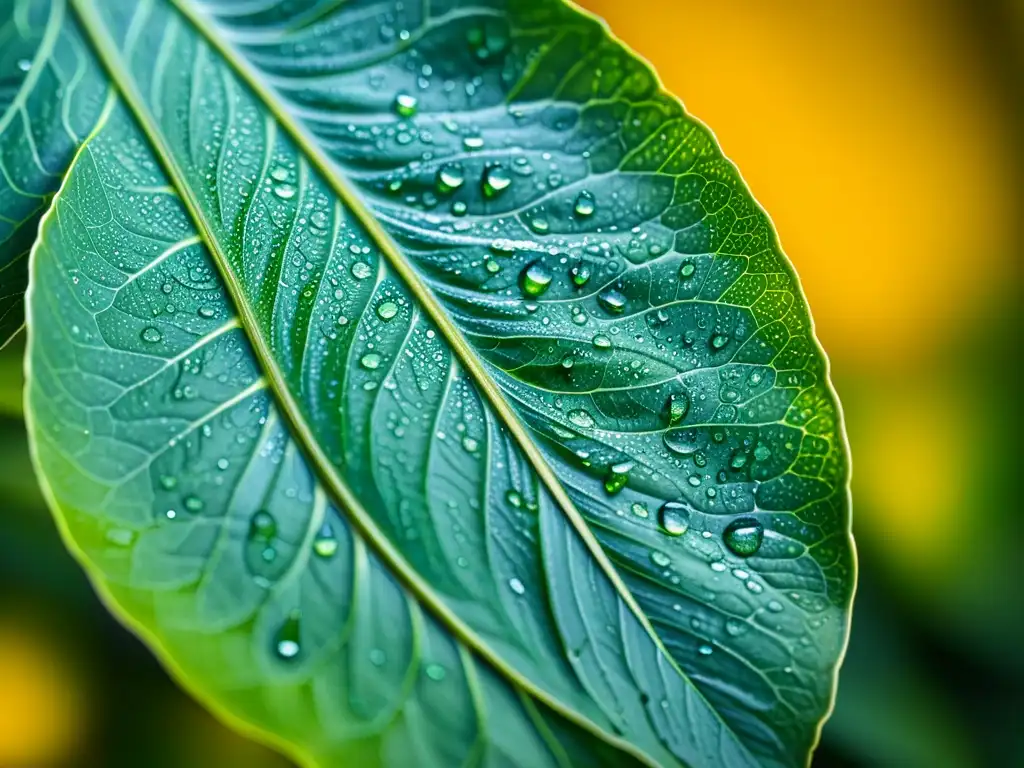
[1,0,1021,765]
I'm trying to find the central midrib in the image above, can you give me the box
[68,0,736,764]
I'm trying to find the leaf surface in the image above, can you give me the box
[23,1,853,766]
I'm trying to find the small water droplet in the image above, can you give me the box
[754,444,772,461]
[710,333,729,350]
[560,354,575,370]
[520,261,553,297]
[570,261,591,286]
[509,577,526,595]
[505,489,523,508]
[17,59,31,73]
[361,353,381,370]
[630,502,649,519]
[658,502,690,536]
[461,435,479,452]
[574,190,595,217]
[140,327,162,344]
[679,261,696,279]
[592,334,612,350]
[482,164,512,197]
[351,261,373,280]
[425,663,446,681]
[393,92,418,117]
[730,451,748,470]
[723,518,764,557]
[369,648,387,666]
[376,301,398,321]
[698,643,714,656]
[273,183,296,200]
[597,288,626,314]
[650,550,671,567]
[270,167,290,182]
[184,495,204,512]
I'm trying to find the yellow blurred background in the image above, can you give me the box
[0,1,1020,766]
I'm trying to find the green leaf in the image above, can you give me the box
[0,0,106,345]
[22,1,853,766]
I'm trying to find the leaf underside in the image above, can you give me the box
[17,1,853,766]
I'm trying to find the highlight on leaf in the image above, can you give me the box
[11,1,853,766]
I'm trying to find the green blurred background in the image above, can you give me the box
[1,0,1021,765]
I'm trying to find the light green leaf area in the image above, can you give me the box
[24,1,853,767]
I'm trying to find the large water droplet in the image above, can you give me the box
[437,163,465,191]
[604,463,631,495]
[710,333,729,350]
[666,392,689,426]
[592,334,612,350]
[393,92,418,117]
[313,523,338,558]
[273,184,296,200]
[663,429,700,455]
[723,518,764,557]
[650,550,671,567]
[250,510,277,540]
[361,353,381,370]
[376,301,398,321]
[574,190,595,217]
[658,502,690,536]
[520,261,552,297]
[351,261,373,280]
[567,408,595,429]
[597,288,626,314]
[140,327,162,344]
[679,261,696,279]
[17,59,31,73]
[482,164,512,197]
[310,210,329,230]
[274,612,301,660]
[508,577,526,595]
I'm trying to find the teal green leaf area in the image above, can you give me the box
[24,1,853,767]
[0,0,106,344]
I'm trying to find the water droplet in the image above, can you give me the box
[250,510,277,540]
[437,163,465,191]
[159,475,177,490]
[666,392,689,426]
[17,59,31,73]
[729,451,748,470]
[313,523,338,558]
[567,409,595,429]
[597,288,626,314]
[310,210,329,230]
[663,429,699,455]
[723,518,764,557]
[274,612,301,660]
[574,190,595,217]
[351,261,373,280]
[650,550,671,567]
[369,648,386,666]
[592,334,612,350]
[376,301,398,321]
[710,333,729,350]
[658,502,690,536]
[630,502,649,519]
[140,327,162,344]
[520,261,553,297]
[604,466,630,495]
[679,261,696,279]
[451,200,468,216]
[270,167,290,182]
[505,489,523,508]
[508,577,526,595]
[393,92,418,117]
[361,353,381,370]
[463,135,484,150]
[698,643,714,656]
[461,435,479,452]
[425,663,446,681]
[198,306,216,319]
[569,261,591,286]
[560,354,575,370]
[184,495,204,512]
[273,184,296,200]
[753,444,772,461]
[482,164,512,197]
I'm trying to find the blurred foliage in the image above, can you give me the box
[0,0,1020,765]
